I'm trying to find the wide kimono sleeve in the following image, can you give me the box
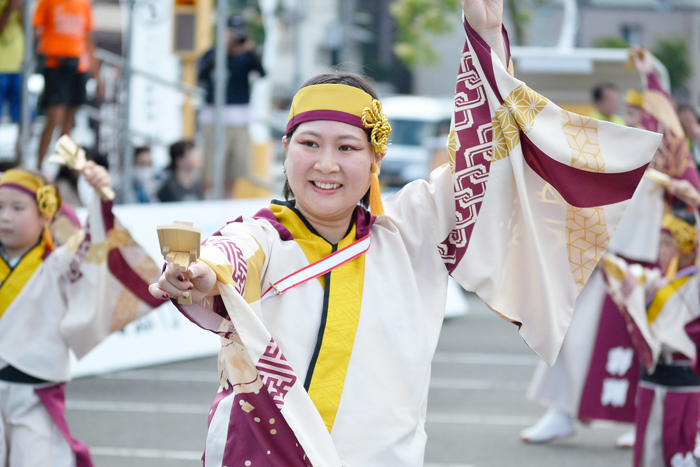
[396,17,662,365]
[173,216,345,467]
[642,71,700,189]
[58,194,163,358]
[600,253,663,372]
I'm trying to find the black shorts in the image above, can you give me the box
[41,65,88,109]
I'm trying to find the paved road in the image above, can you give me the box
[66,294,632,466]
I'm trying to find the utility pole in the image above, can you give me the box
[20,0,33,165]
[211,0,227,199]
[121,0,136,203]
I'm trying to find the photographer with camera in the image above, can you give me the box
[198,15,265,199]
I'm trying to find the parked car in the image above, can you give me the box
[380,95,453,187]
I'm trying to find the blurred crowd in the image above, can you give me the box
[0,0,264,203]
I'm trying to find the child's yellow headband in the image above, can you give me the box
[0,170,61,220]
[286,83,391,215]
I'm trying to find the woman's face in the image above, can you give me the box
[624,105,643,128]
[659,232,678,271]
[284,120,379,224]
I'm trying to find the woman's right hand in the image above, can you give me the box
[148,260,218,303]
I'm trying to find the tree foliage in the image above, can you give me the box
[652,36,692,91]
[590,35,629,49]
[390,0,544,68]
[390,0,462,67]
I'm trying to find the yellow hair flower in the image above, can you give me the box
[662,214,697,255]
[36,185,59,220]
[362,100,392,155]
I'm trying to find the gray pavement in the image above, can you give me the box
[65,294,632,466]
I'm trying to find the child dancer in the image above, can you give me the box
[603,202,700,467]
[0,164,161,466]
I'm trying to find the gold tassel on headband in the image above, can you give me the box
[362,100,391,216]
[369,161,384,216]
[665,253,680,280]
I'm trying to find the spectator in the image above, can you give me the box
[157,140,203,202]
[0,0,24,161]
[133,145,159,203]
[33,0,103,168]
[198,15,265,198]
[678,103,700,166]
[589,82,625,125]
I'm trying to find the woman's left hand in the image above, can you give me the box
[631,46,653,76]
[462,0,507,67]
[462,0,503,34]
[82,160,112,192]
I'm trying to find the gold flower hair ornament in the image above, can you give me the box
[36,185,60,220]
[361,99,392,156]
[662,214,697,255]
[361,100,391,216]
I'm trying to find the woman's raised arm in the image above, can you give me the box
[462,0,507,67]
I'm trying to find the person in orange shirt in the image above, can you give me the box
[33,0,103,169]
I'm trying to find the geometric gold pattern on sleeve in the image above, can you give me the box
[111,287,141,332]
[566,205,610,292]
[492,104,520,161]
[85,228,137,264]
[446,129,459,173]
[562,111,605,173]
[504,84,548,134]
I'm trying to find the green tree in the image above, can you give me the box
[653,36,692,91]
[591,35,629,49]
[504,0,544,46]
[391,0,462,67]
[390,0,544,68]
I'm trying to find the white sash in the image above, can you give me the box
[261,234,371,302]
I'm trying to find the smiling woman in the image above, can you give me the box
[148,1,662,465]
[281,74,384,244]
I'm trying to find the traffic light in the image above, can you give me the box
[173,0,213,58]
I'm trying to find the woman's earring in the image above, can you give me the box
[282,165,287,174]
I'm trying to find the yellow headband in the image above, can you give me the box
[625,89,644,108]
[662,214,696,255]
[286,83,391,215]
[0,170,61,220]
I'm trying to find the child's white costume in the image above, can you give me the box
[174,19,662,467]
[603,214,700,467]
[0,170,161,467]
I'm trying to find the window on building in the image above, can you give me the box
[621,25,643,46]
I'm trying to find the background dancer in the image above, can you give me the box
[521,45,700,447]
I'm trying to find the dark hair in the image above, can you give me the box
[677,103,699,119]
[672,207,696,227]
[283,73,377,208]
[85,148,110,170]
[0,160,19,173]
[134,145,151,160]
[592,82,617,103]
[168,140,195,171]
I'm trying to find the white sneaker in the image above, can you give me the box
[615,430,635,449]
[520,408,575,443]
